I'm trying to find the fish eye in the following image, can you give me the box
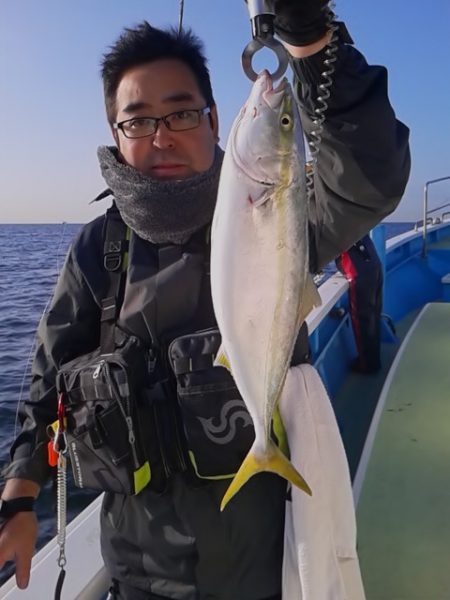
[280,114,293,130]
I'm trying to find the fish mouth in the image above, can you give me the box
[258,71,288,110]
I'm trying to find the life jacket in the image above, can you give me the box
[56,201,311,495]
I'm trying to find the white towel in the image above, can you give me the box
[280,364,366,600]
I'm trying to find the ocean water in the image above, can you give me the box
[0,223,95,586]
[0,220,414,586]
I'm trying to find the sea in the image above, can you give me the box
[0,221,414,585]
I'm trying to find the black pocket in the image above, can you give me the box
[94,403,132,466]
[168,328,255,479]
[67,424,136,494]
[57,334,160,495]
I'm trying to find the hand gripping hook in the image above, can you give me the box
[242,0,289,81]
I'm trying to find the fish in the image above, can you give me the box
[210,70,321,511]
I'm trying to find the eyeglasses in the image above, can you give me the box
[113,107,212,139]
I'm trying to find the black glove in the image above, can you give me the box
[274,0,331,47]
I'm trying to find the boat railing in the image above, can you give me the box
[419,176,450,258]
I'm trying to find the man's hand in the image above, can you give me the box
[0,478,40,588]
[274,0,330,47]
[0,511,38,588]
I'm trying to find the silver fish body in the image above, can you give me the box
[211,71,321,510]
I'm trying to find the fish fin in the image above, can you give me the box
[220,440,311,511]
[305,273,322,309]
[214,344,232,372]
[298,274,322,324]
[249,188,272,208]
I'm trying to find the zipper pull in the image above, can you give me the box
[125,416,140,469]
[125,416,136,445]
[93,361,105,379]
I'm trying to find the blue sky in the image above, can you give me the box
[1,0,449,223]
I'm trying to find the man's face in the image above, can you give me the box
[113,58,219,179]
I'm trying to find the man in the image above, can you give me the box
[0,2,410,599]
[336,234,383,374]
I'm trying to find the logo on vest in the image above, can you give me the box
[70,441,84,487]
[197,399,253,444]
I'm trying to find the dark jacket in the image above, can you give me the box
[4,43,410,599]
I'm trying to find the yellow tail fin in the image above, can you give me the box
[220,440,312,511]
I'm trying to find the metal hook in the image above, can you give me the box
[241,0,289,81]
[241,36,289,82]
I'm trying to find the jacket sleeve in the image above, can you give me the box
[3,243,101,486]
[291,41,411,272]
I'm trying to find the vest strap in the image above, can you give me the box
[100,205,129,354]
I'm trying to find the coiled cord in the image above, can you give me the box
[306,1,339,199]
[56,453,67,569]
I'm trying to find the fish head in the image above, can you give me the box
[230,70,304,200]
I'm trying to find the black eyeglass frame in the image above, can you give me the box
[112,107,212,139]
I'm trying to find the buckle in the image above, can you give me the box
[104,253,122,271]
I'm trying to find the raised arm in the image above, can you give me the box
[274,0,411,271]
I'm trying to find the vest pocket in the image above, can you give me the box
[56,334,165,495]
[168,328,255,479]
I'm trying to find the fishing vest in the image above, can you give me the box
[56,203,311,496]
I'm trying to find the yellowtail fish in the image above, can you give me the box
[211,70,321,511]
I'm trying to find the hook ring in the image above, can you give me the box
[241,37,289,82]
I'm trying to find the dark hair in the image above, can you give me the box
[101,21,215,125]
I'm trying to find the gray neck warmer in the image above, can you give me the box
[97,145,224,244]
